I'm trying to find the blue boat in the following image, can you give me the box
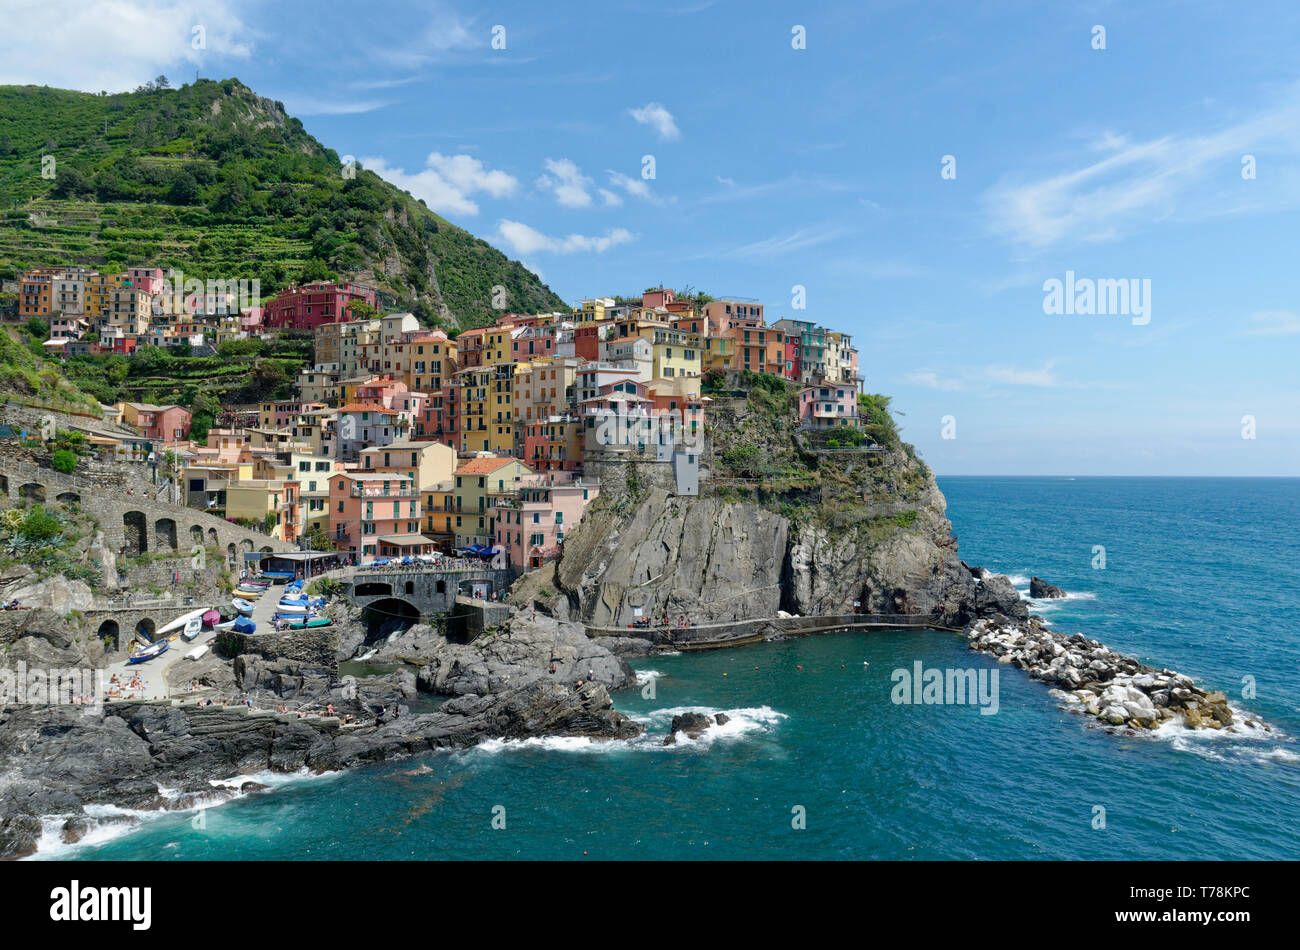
[232,616,256,634]
[128,639,169,664]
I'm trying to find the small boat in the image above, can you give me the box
[201,609,221,628]
[276,602,308,615]
[156,607,209,637]
[232,616,256,634]
[128,639,169,664]
[283,617,333,630]
[260,571,295,581]
[232,598,255,615]
[215,619,238,631]
[185,644,208,661]
[181,617,202,642]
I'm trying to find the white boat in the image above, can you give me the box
[184,644,209,661]
[181,617,202,642]
[156,607,210,637]
[215,619,238,631]
[232,598,255,615]
[276,601,308,615]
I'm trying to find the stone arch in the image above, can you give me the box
[259,546,272,554]
[227,542,237,566]
[355,581,392,597]
[55,491,81,506]
[123,511,147,555]
[361,598,420,638]
[135,617,157,642]
[435,579,447,594]
[18,482,45,503]
[189,524,204,546]
[404,580,415,595]
[208,527,218,546]
[0,474,7,495]
[96,619,120,651]
[154,517,178,551]
[239,539,253,554]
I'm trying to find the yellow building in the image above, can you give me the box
[451,456,533,549]
[572,297,617,324]
[650,328,702,379]
[224,478,300,542]
[360,439,457,492]
[703,335,737,374]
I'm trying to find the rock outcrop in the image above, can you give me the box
[1029,576,1066,599]
[0,676,641,859]
[965,617,1253,733]
[556,443,985,628]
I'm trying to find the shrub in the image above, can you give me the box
[51,449,78,473]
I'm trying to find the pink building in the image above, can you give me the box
[494,472,600,570]
[125,266,166,295]
[263,281,376,331]
[798,383,860,429]
[328,471,427,558]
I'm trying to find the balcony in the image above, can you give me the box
[350,483,418,498]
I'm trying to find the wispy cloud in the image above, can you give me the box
[983,92,1300,250]
[906,360,1064,391]
[721,225,853,260]
[283,94,393,116]
[628,102,680,141]
[985,362,1060,387]
[362,152,517,217]
[605,170,658,204]
[1244,309,1300,336]
[495,220,636,256]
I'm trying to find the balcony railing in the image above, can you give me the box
[350,484,418,498]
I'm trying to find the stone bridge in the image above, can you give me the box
[342,567,514,631]
[80,596,227,651]
[0,456,293,570]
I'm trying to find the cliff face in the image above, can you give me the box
[555,392,980,628]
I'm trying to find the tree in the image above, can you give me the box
[154,75,170,89]
[168,170,200,205]
[51,449,78,473]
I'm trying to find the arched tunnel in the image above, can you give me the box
[361,598,421,641]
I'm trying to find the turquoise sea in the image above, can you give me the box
[51,477,1300,860]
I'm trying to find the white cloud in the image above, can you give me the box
[984,362,1060,387]
[721,225,853,259]
[628,102,680,141]
[606,170,657,203]
[496,220,636,256]
[362,153,518,217]
[984,95,1300,249]
[281,95,392,116]
[0,0,253,91]
[535,158,596,208]
[1245,310,1300,336]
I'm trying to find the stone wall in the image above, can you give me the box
[0,455,292,571]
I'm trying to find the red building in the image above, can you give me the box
[263,282,376,331]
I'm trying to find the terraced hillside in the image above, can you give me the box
[0,79,565,328]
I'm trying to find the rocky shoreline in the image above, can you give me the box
[0,607,644,859]
[965,615,1263,734]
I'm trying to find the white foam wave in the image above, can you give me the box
[24,768,337,859]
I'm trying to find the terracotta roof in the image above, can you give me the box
[453,456,520,476]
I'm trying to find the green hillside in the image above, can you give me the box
[0,78,565,327]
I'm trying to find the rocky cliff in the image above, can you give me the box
[554,391,988,629]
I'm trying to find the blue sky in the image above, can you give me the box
[3,0,1299,475]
